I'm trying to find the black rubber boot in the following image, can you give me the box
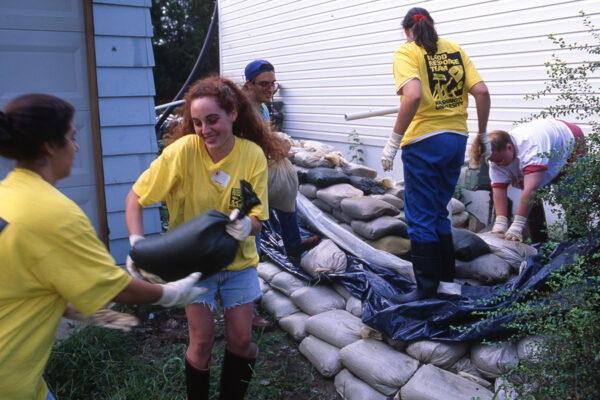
[219,349,257,400]
[438,233,456,282]
[185,358,210,400]
[392,241,442,303]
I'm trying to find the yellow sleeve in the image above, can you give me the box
[393,45,420,94]
[461,48,483,92]
[133,145,181,207]
[248,147,270,221]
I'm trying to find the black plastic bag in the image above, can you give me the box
[130,180,261,282]
[452,227,491,261]
[305,167,349,188]
[348,175,386,195]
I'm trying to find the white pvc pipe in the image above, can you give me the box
[344,107,399,121]
[155,99,186,111]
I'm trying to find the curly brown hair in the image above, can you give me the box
[469,130,513,167]
[175,75,289,163]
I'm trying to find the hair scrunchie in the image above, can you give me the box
[413,14,426,23]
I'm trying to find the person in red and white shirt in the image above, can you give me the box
[483,119,585,242]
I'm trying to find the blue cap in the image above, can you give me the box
[244,59,274,82]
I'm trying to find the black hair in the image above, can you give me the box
[0,93,75,161]
[402,8,438,55]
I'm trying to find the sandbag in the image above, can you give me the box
[448,197,466,214]
[351,216,408,240]
[261,289,299,319]
[300,239,347,278]
[270,270,307,297]
[455,253,511,283]
[451,211,469,227]
[278,312,310,342]
[345,296,362,318]
[301,140,335,153]
[347,175,387,195]
[400,364,494,400]
[386,184,404,198]
[405,340,469,369]
[130,180,260,281]
[305,310,365,348]
[339,339,419,396]
[494,377,519,400]
[268,158,298,213]
[452,227,491,261]
[292,150,333,168]
[291,285,346,315]
[479,232,538,270]
[332,207,354,224]
[340,196,400,220]
[340,163,378,179]
[312,198,333,213]
[334,369,388,400]
[258,276,270,294]
[257,261,283,282]
[306,167,349,188]
[298,183,318,199]
[332,282,351,300]
[369,193,404,210]
[299,335,342,377]
[315,183,363,209]
[516,336,545,362]
[295,165,309,184]
[365,236,411,256]
[471,342,519,379]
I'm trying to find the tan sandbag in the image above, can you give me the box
[400,364,494,400]
[494,377,519,400]
[298,183,318,199]
[258,276,270,294]
[305,309,365,348]
[299,335,342,377]
[300,239,347,278]
[386,184,404,198]
[455,253,511,283]
[312,198,333,213]
[291,285,345,315]
[316,183,363,209]
[339,339,419,396]
[341,196,400,221]
[451,211,469,227]
[278,312,310,342]
[332,282,351,300]
[270,271,307,297]
[300,140,335,153]
[478,232,538,271]
[341,163,378,179]
[449,197,466,214]
[405,340,469,369]
[346,295,362,317]
[261,289,299,319]
[451,356,491,388]
[293,150,333,168]
[268,158,299,213]
[257,261,283,283]
[332,207,354,224]
[334,369,389,400]
[351,216,408,240]
[517,336,545,363]
[369,193,404,210]
[471,342,519,379]
[365,236,411,256]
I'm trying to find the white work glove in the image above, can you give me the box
[381,132,402,172]
[491,215,509,234]
[225,209,252,242]
[504,215,528,242]
[478,132,492,162]
[64,305,139,332]
[125,234,165,284]
[154,272,206,308]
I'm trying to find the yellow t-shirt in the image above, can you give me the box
[133,134,269,271]
[393,37,483,146]
[0,168,131,400]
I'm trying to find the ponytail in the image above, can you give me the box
[402,8,438,55]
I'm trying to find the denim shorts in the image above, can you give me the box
[47,388,56,400]
[191,267,261,312]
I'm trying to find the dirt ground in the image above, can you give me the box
[130,305,340,400]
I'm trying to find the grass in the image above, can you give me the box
[45,305,338,400]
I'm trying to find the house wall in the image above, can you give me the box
[218,0,600,224]
[93,0,160,263]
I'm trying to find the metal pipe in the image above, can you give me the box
[155,99,186,111]
[344,107,399,121]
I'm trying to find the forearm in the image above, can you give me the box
[125,189,144,236]
[112,276,162,304]
[516,172,544,218]
[393,82,421,136]
[250,216,262,236]
[492,187,509,217]
[470,81,490,134]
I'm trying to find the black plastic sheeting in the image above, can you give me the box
[260,213,598,343]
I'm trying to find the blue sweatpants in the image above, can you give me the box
[401,133,467,242]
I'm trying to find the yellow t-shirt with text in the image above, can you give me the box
[393,37,483,146]
[133,134,269,271]
[0,169,131,400]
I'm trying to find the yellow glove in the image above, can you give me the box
[381,133,402,172]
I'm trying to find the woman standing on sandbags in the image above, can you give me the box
[380,7,491,302]
[125,76,288,399]
[0,94,205,400]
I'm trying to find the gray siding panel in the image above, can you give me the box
[93,3,152,37]
[95,36,154,67]
[96,67,155,97]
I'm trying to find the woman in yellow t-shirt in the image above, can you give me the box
[380,7,491,303]
[0,94,205,400]
[125,76,287,399]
